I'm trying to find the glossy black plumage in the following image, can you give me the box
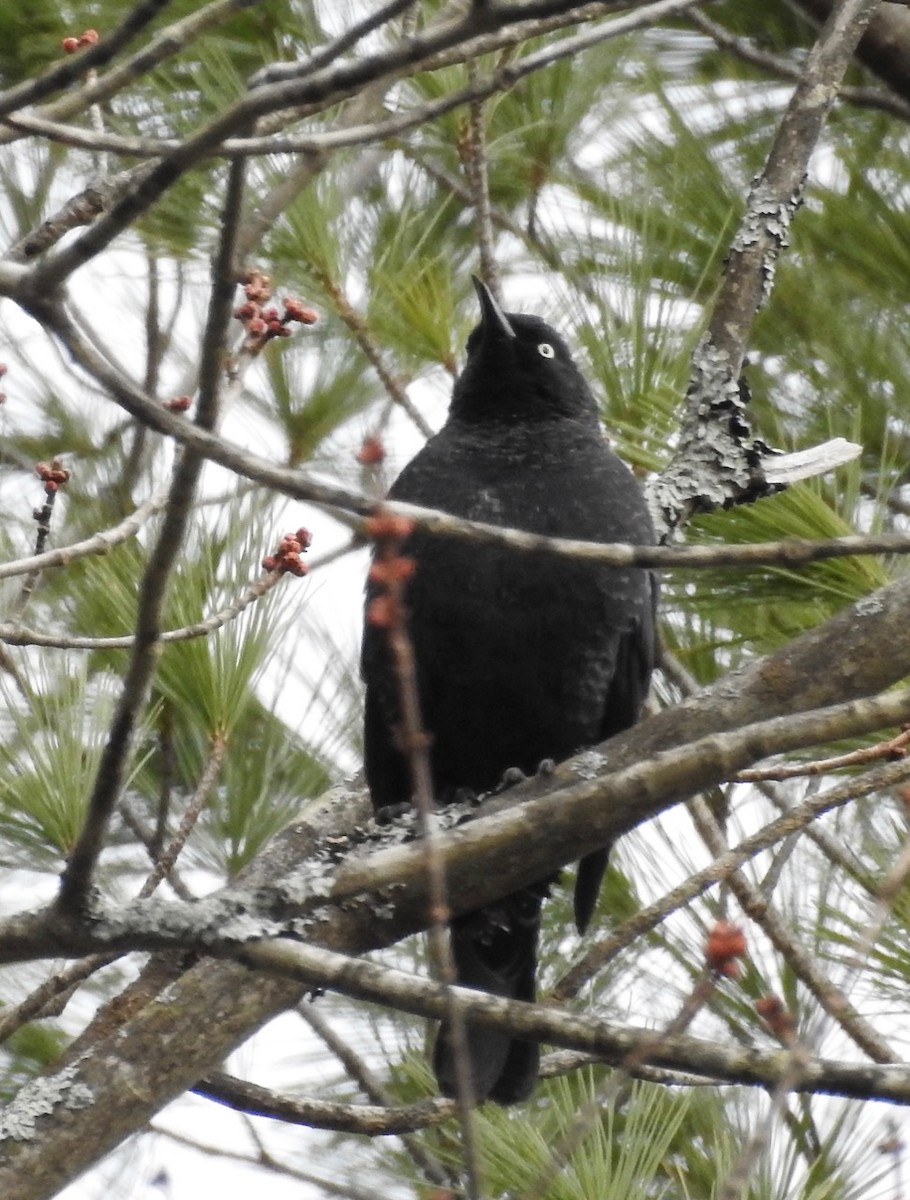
[361,279,657,1104]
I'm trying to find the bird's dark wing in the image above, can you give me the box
[573,573,659,934]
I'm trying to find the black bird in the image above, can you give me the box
[361,278,657,1104]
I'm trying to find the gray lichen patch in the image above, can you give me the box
[572,750,609,781]
[0,1061,94,1144]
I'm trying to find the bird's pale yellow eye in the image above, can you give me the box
[538,343,555,358]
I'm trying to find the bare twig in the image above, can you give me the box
[734,727,910,782]
[551,755,910,1001]
[153,1122,405,1198]
[367,512,482,1193]
[0,0,171,122]
[0,535,360,651]
[137,734,227,899]
[326,281,434,438]
[194,1068,454,1136]
[690,8,910,123]
[11,465,68,619]
[295,1004,450,1182]
[0,486,169,581]
[461,70,500,297]
[55,151,248,912]
[689,795,897,1064]
[0,0,265,139]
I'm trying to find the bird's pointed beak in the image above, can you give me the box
[472,275,516,340]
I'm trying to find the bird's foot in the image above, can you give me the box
[373,801,414,825]
[494,765,529,793]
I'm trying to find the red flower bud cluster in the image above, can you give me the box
[35,458,71,496]
[62,29,99,53]
[356,434,386,466]
[262,527,313,577]
[234,271,317,354]
[755,994,796,1042]
[365,512,416,629]
[165,395,192,412]
[705,920,746,978]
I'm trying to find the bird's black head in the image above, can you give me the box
[450,277,600,426]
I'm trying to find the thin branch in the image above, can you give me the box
[0,0,172,121]
[734,728,910,782]
[15,0,703,293]
[251,0,418,87]
[707,0,880,373]
[236,941,910,1109]
[0,538,360,651]
[55,150,247,912]
[689,796,897,1064]
[0,486,168,581]
[325,281,434,439]
[136,734,227,899]
[368,514,482,1186]
[10,471,65,619]
[194,1068,454,1135]
[294,1004,450,1182]
[118,794,196,902]
[0,0,267,140]
[24,295,869,554]
[690,8,910,123]
[5,166,152,263]
[461,68,500,297]
[152,1123,405,1199]
[0,954,121,1045]
[550,755,910,1001]
[0,572,284,650]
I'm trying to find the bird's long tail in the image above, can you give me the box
[433,888,542,1105]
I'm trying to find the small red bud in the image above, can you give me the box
[262,555,278,571]
[364,513,415,541]
[295,527,313,549]
[165,395,192,412]
[78,29,99,45]
[45,480,58,494]
[705,921,747,977]
[61,37,80,53]
[755,995,796,1041]
[283,298,318,325]
[369,557,415,584]
[367,595,395,628]
[356,435,386,466]
[247,317,267,336]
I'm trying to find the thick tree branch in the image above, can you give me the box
[0,683,907,967]
[3,568,910,1192]
[652,0,880,536]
